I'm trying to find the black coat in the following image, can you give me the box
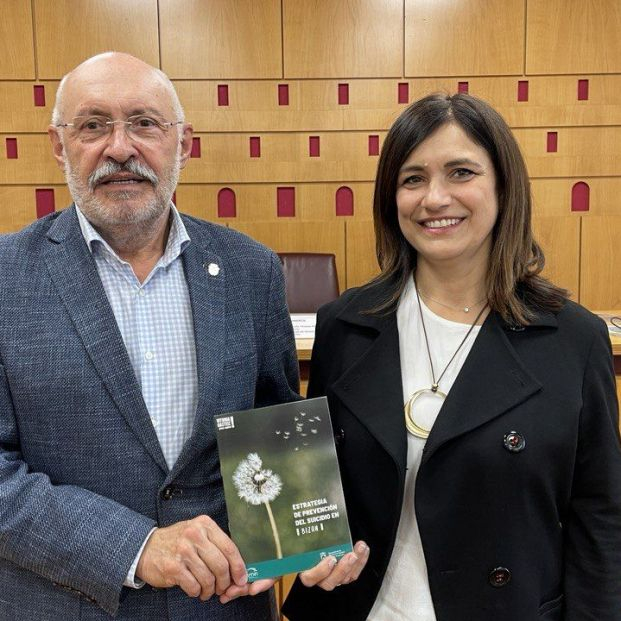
[283,281,621,621]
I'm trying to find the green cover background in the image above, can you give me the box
[216,398,351,564]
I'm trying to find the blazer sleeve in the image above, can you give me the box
[254,252,300,407]
[0,360,156,617]
[563,320,621,620]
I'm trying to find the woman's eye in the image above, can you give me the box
[403,175,423,185]
[452,168,475,179]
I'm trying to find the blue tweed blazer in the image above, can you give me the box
[0,206,299,620]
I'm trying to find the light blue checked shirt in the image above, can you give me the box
[76,204,198,471]
[76,204,199,587]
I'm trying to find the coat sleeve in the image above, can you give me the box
[563,319,621,620]
[254,252,300,407]
[0,359,156,617]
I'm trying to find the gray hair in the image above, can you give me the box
[51,52,185,126]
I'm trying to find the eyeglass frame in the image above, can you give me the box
[55,114,185,142]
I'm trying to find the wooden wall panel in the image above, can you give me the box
[297,183,374,221]
[175,183,374,223]
[526,0,621,75]
[0,185,71,233]
[0,135,63,184]
[0,82,57,133]
[160,0,282,79]
[175,184,275,223]
[580,216,621,310]
[283,0,402,78]
[531,216,580,298]
[34,0,159,79]
[405,0,524,77]
[183,133,381,183]
[515,127,621,178]
[345,220,378,289]
[174,76,621,134]
[531,178,621,217]
[229,220,346,291]
[0,0,35,79]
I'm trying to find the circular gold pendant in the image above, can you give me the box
[404,387,447,439]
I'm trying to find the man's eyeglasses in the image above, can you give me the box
[56,115,183,143]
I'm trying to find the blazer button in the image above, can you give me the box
[503,431,526,453]
[489,567,511,587]
[161,486,177,500]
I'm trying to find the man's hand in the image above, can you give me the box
[299,540,369,590]
[136,516,247,601]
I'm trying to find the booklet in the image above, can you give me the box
[214,397,352,581]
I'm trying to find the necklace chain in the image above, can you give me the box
[404,276,487,438]
[417,287,487,314]
[415,281,487,389]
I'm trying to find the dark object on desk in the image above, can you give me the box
[278,253,339,313]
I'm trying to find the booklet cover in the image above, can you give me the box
[214,397,352,581]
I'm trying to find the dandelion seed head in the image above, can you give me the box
[232,453,282,505]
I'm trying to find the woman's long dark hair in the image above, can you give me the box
[369,92,568,325]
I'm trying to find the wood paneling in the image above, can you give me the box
[160,0,282,79]
[531,178,621,217]
[0,185,71,233]
[514,127,621,178]
[345,219,378,289]
[0,82,58,133]
[526,0,621,75]
[183,133,382,184]
[581,216,621,310]
[0,135,63,184]
[34,0,159,79]
[283,0,402,78]
[531,216,580,298]
[0,1,35,79]
[405,0,524,77]
[229,220,346,291]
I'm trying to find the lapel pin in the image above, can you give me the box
[206,262,220,276]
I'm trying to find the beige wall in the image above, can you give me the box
[1,0,620,309]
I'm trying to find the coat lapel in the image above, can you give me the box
[44,207,168,472]
[422,311,544,465]
[167,219,226,479]
[330,283,408,477]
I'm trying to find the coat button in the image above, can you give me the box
[161,486,177,500]
[503,431,526,452]
[489,567,511,587]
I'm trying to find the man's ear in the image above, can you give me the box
[178,124,194,169]
[48,126,66,171]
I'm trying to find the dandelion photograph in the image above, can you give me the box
[215,397,352,579]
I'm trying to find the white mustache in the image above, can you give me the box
[88,160,159,189]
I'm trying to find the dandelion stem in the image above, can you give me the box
[264,500,282,559]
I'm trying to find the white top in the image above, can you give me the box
[368,277,482,620]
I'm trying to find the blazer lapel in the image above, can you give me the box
[44,207,168,473]
[167,220,226,479]
[330,284,408,477]
[422,311,544,465]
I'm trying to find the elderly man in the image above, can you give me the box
[0,52,309,621]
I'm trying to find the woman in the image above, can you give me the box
[283,93,621,620]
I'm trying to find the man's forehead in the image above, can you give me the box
[63,72,174,116]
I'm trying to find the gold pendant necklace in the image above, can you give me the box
[404,277,487,439]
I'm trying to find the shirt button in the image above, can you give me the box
[145,351,155,361]
[138,289,146,296]
[489,567,511,587]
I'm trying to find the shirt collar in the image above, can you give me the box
[75,203,191,269]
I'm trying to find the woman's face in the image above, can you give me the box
[395,122,498,274]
